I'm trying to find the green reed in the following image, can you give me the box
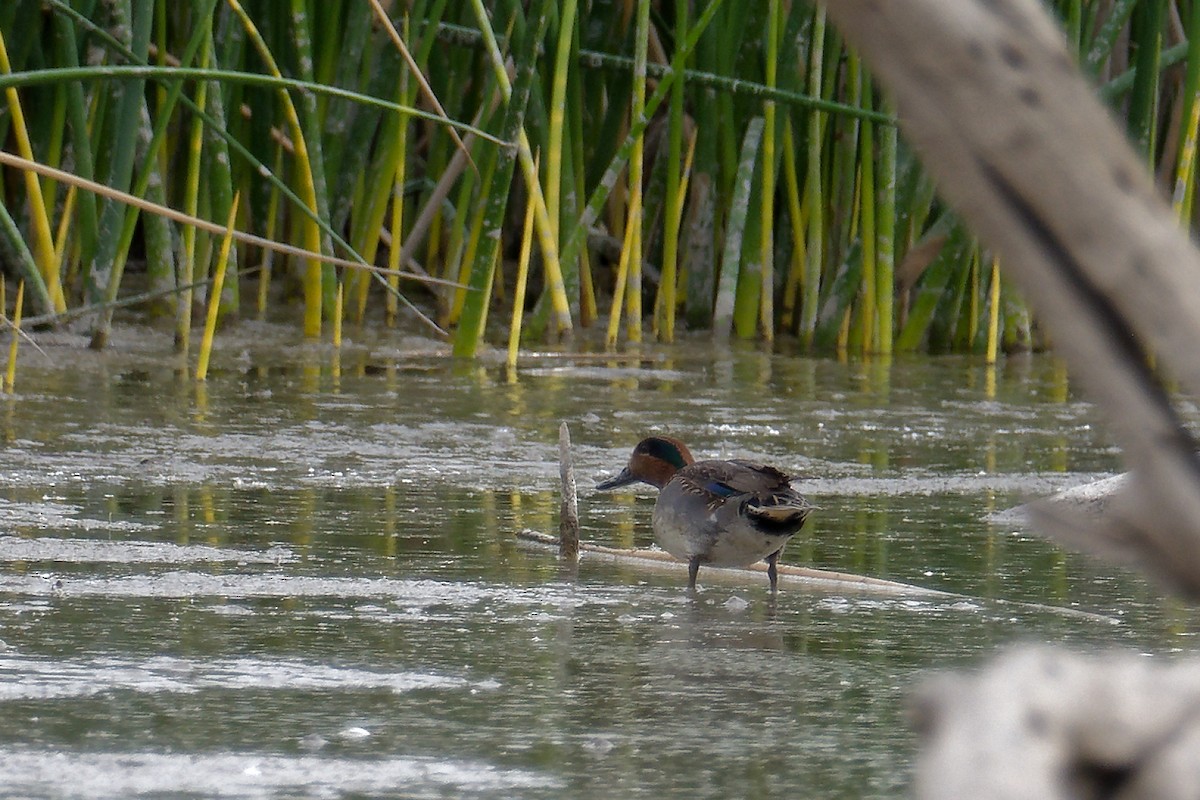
[0,1,1195,362]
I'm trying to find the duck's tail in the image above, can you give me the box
[745,494,817,534]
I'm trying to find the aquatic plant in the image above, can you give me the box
[0,0,1194,360]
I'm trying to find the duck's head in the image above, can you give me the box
[596,436,695,491]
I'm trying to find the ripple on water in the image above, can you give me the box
[0,571,645,613]
[0,499,154,533]
[0,749,560,799]
[0,653,499,701]
[0,535,295,565]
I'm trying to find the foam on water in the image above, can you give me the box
[0,749,561,799]
[0,653,497,700]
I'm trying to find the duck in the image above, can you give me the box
[596,436,815,592]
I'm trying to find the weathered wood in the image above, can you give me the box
[823,2,1200,798]
[824,0,1200,597]
[517,528,943,595]
[557,421,580,562]
[518,529,1118,623]
[912,647,1200,800]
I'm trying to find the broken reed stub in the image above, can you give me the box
[558,421,580,562]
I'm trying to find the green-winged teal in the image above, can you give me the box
[596,436,815,591]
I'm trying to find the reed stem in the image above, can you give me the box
[196,192,240,381]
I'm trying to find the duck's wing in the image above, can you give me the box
[676,460,794,500]
[677,460,813,534]
[725,460,795,491]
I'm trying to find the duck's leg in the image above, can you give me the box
[766,549,782,593]
[688,556,701,590]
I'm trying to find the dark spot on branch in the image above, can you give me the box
[1069,761,1135,799]
[1112,165,1136,194]
[1025,709,1049,737]
[1131,253,1149,277]
[1000,43,1026,69]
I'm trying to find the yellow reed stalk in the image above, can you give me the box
[0,33,65,313]
[53,184,78,273]
[179,61,209,355]
[449,203,486,325]
[196,193,240,381]
[384,180,405,325]
[1174,90,1200,223]
[5,281,24,394]
[986,255,1001,365]
[333,280,344,349]
[476,249,500,336]
[544,0,578,245]
[624,0,649,344]
[227,0,325,338]
[579,250,597,326]
[837,307,851,356]
[516,111,572,334]
[675,128,698,257]
[384,73,410,327]
[605,203,639,349]
[655,127,697,338]
[508,164,540,370]
[470,0,572,334]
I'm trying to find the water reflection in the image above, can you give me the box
[0,329,1193,799]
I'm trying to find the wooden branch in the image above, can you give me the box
[823,3,1200,797]
[516,529,945,595]
[558,422,580,562]
[517,529,1120,624]
[911,646,1200,800]
[824,0,1200,597]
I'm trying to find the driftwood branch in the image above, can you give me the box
[825,0,1200,598]
[517,528,953,596]
[823,1,1200,797]
[912,647,1200,800]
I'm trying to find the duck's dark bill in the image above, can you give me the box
[596,467,636,490]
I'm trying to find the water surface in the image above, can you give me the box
[0,322,1190,799]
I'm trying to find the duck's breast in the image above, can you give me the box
[650,480,716,561]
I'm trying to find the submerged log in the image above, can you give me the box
[516,528,1118,623]
[516,528,946,596]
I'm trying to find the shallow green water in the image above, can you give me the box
[0,322,1192,799]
